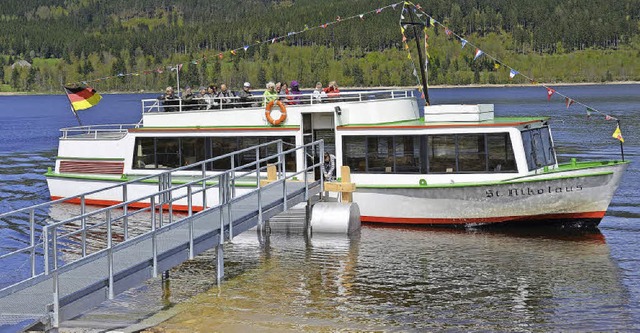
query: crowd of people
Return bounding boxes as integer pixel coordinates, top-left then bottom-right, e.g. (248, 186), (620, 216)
(158, 80), (341, 112)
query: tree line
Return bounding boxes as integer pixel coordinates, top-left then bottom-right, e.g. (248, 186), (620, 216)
(0, 0), (639, 93)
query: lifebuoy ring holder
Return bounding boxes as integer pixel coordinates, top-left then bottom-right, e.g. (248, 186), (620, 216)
(265, 100), (287, 126)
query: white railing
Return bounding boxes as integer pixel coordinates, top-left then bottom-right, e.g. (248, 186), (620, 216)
(60, 124), (140, 139)
(142, 89), (417, 113)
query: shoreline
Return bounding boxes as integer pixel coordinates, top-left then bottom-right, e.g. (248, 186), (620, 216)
(1, 81), (639, 96)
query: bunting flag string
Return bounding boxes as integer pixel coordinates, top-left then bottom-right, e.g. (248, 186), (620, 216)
(405, 1), (620, 127)
(67, 1), (404, 87)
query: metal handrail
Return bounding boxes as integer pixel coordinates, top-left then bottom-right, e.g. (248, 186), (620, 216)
(0, 139), (324, 290)
(142, 89), (416, 113)
(60, 124), (139, 139)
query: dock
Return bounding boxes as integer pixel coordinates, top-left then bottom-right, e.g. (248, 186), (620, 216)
(0, 140), (324, 332)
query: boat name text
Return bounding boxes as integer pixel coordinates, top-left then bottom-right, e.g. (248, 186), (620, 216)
(485, 185), (583, 198)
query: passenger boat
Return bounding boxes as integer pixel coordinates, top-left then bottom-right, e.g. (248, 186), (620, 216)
(46, 90), (628, 228)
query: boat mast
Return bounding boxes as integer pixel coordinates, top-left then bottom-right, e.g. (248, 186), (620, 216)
(403, 8), (430, 106)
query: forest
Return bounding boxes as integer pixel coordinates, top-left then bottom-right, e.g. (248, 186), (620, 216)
(0, 0), (639, 93)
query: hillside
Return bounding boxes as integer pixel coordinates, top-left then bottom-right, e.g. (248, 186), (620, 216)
(1, 0), (639, 92)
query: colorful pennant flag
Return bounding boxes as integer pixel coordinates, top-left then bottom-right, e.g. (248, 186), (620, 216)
(430, 18), (436, 26)
(546, 87), (555, 101)
(230, 50), (237, 56)
(605, 115), (613, 120)
(494, 63), (501, 70)
(445, 28), (452, 36)
(586, 107), (594, 118)
(244, 45), (250, 51)
(509, 69), (518, 79)
(460, 38), (467, 48)
(612, 125), (624, 142)
(359, 14), (364, 20)
(376, 8), (382, 14)
(64, 86), (102, 112)
(473, 49), (483, 61)
(565, 97), (575, 109)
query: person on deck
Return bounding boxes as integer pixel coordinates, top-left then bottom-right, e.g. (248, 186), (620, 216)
(237, 82), (256, 107)
(263, 81), (278, 106)
(158, 86), (178, 112)
(289, 80), (302, 105)
(204, 85), (219, 110)
(322, 152), (337, 181)
(181, 86), (197, 111)
(312, 81), (327, 103)
(323, 81), (340, 101)
(216, 83), (236, 108)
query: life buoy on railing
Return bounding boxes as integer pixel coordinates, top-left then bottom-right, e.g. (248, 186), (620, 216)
(265, 100), (287, 126)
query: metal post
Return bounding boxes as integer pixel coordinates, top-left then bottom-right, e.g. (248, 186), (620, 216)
(218, 174), (226, 241)
(151, 196), (158, 278)
(123, 184), (129, 240)
(29, 208), (35, 277)
(188, 185), (194, 259)
(231, 157), (236, 199)
(107, 210), (114, 299)
(52, 225), (60, 328)
(44, 226), (49, 275)
(81, 195), (86, 257)
(202, 164), (207, 210)
(216, 243), (224, 284)
(227, 178), (233, 241)
(277, 140), (284, 178)
(168, 173), (174, 224)
(257, 162), (263, 231)
(304, 148), (309, 201)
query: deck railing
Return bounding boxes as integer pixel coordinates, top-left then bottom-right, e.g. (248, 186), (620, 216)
(59, 123), (140, 140)
(142, 89), (417, 113)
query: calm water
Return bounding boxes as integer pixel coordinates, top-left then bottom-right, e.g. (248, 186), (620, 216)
(0, 85), (639, 331)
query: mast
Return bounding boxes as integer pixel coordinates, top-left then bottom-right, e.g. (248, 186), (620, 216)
(404, 8), (430, 106)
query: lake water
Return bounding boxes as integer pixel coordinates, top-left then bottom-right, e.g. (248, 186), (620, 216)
(0, 85), (639, 332)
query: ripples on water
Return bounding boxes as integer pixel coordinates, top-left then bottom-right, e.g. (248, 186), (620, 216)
(0, 87), (639, 331)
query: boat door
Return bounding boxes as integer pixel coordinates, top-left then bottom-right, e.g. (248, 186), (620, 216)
(302, 112), (335, 175)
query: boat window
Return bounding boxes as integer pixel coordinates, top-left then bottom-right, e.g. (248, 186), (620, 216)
(367, 137), (393, 172)
(133, 138), (155, 169)
(181, 138), (206, 168)
(428, 135), (457, 173)
(133, 136), (295, 171)
(521, 127), (556, 171)
(342, 136), (366, 172)
(343, 133), (517, 174)
(457, 134), (487, 172)
(487, 133), (517, 172)
(395, 136), (421, 173)
(212, 137), (239, 170)
(155, 138), (181, 169)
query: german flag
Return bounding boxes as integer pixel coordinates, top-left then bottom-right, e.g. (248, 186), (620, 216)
(64, 86), (102, 112)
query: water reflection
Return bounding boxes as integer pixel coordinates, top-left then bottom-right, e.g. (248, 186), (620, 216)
(144, 225), (635, 332)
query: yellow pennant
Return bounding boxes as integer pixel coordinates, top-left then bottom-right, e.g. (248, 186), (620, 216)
(612, 125), (624, 143)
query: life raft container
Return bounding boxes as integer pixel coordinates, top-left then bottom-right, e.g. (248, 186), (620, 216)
(265, 100), (287, 126)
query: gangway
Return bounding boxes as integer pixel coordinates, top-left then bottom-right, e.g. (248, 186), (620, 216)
(0, 140), (324, 332)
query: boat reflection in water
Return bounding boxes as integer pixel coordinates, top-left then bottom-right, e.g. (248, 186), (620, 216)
(143, 225), (634, 332)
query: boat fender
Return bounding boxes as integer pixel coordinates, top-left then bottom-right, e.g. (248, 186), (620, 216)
(265, 100), (287, 126)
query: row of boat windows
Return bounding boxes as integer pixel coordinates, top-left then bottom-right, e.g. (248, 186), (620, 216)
(133, 136), (296, 171)
(342, 133), (518, 174)
(132, 128), (555, 174)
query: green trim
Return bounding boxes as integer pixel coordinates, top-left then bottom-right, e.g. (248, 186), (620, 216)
(356, 170), (615, 189)
(137, 125), (300, 130)
(45, 172), (260, 187)
(339, 116), (547, 128)
(56, 156), (125, 161)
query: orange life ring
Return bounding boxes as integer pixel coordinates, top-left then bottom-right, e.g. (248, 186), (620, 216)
(265, 100), (287, 126)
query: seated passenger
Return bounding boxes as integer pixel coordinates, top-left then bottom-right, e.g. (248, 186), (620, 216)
(323, 81), (340, 101)
(263, 81), (278, 106)
(158, 86), (178, 112)
(181, 86), (197, 111)
(204, 85), (219, 110)
(288, 80), (302, 105)
(312, 81), (327, 103)
(216, 84), (236, 108)
(237, 82), (257, 108)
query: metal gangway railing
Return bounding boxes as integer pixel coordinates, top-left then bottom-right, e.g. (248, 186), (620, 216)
(0, 139), (324, 332)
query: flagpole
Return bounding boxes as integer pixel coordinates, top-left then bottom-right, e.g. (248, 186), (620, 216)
(618, 121), (625, 162)
(62, 85), (83, 127)
(404, 8), (430, 106)
(175, 64), (180, 98)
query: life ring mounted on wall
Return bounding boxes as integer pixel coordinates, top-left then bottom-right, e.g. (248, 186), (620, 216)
(265, 100), (287, 126)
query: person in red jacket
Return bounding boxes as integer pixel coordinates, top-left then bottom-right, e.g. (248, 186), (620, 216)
(323, 81), (340, 101)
